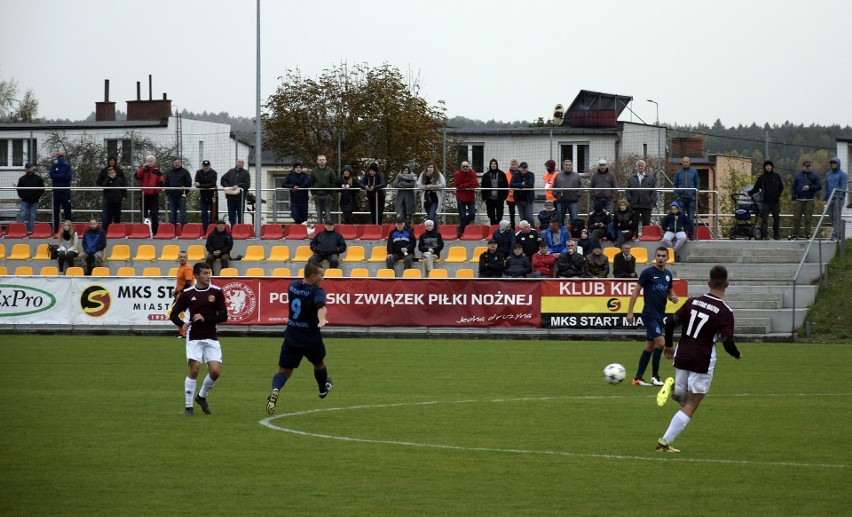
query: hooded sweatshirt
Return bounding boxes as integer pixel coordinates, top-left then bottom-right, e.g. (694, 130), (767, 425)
(824, 158), (848, 202)
(748, 160), (784, 203)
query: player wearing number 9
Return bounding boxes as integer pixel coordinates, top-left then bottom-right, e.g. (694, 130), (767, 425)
(266, 262), (334, 415)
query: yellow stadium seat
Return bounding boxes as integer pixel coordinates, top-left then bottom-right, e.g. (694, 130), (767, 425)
(375, 268), (396, 278)
(187, 245), (206, 262)
(292, 245), (313, 262)
(402, 268), (422, 278)
(324, 268), (343, 277)
(167, 267), (178, 277)
(89, 266), (110, 277)
(297, 268), (305, 277)
(15, 266), (34, 276)
(158, 244), (180, 262)
(9, 243), (31, 260)
(219, 267), (239, 277)
(443, 246), (467, 263)
(468, 246), (487, 262)
(40, 266), (60, 276)
(367, 246), (388, 262)
(142, 267), (162, 276)
(666, 247), (676, 264)
(266, 245), (290, 262)
(65, 266), (86, 276)
(349, 268), (369, 278)
(632, 247), (649, 264)
(455, 268), (475, 278)
(34, 243), (51, 260)
(243, 245), (266, 262)
(603, 247), (620, 262)
(271, 267), (292, 277)
(0, 244), (5, 259)
(116, 267), (136, 277)
(0, 266), (8, 275)
(245, 267), (265, 276)
(428, 269), (449, 278)
(342, 245), (366, 262)
(133, 244), (157, 261)
(107, 244), (131, 262)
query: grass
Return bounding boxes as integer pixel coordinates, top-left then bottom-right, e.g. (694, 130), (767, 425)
(1, 336), (850, 516)
(802, 238), (852, 342)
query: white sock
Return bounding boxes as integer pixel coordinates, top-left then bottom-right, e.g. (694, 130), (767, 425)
(198, 374), (216, 398)
(662, 410), (691, 444)
(185, 377), (196, 407)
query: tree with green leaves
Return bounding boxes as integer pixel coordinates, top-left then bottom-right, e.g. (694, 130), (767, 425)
(0, 74), (39, 122)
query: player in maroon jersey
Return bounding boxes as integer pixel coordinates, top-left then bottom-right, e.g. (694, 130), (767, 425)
(170, 262), (228, 416)
(654, 265), (742, 452)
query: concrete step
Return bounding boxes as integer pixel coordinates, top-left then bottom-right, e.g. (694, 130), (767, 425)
(726, 299), (783, 310)
(735, 317), (772, 334)
(673, 263), (823, 285)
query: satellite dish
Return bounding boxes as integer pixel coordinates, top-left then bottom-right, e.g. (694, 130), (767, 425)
(552, 104), (564, 124)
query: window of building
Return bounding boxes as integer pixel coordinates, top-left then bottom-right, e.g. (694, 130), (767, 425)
(560, 143), (590, 172)
(0, 138), (37, 167)
(456, 143), (484, 173)
(105, 138), (132, 165)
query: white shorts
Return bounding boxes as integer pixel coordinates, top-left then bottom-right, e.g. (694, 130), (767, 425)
(675, 367), (713, 395)
(186, 339), (223, 365)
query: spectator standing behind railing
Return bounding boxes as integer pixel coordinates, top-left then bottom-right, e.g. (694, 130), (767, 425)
(590, 159), (617, 213)
(49, 150), (72, 234)
(673, 157), (700, 226)
(553, 160), (581, 228)
(195, 160), (218, 233)
(505, 160), (519, 228)
(101, 167), (126, 232)
(309, 155), (336, 224)
(360, 162), (386, 225)
(393, 165), (417, 226)
(417, 163), (444, 225)
(165, 158), (193, 226)
(454, 161), (478, 238)
(626, 160), (657, 235)
(510, 162), (535, 226)
(542, 159), (558, 206)
(481, 158), (508, 226)
(824, 157), (848, 241)
(337, 165), (360, 224)
(135, 155), (164, 236)
(96, 157), (125, 227)
(748, 160), (784, 240)
(788, 160), (821, 240)
(282, 161), (310, 224)
(16, 162), (44, 236)
(221, 159), (250, 226)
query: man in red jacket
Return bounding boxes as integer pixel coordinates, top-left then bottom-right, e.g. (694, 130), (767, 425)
(135, 155), (164, 235)
(454, 161), (478, 238)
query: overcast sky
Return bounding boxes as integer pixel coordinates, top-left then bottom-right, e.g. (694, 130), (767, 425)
(3, 0), (850, 127)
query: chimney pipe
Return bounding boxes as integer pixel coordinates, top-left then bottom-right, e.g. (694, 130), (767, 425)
(136, 82), (141, 101)
(104, 79), (110, 102)
(148, 74), (153, 101)
(163, 93), (167, 100)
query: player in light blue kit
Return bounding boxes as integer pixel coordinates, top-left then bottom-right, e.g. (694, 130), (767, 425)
(266, 262), (333, 415)
(626, 246), (678, 386)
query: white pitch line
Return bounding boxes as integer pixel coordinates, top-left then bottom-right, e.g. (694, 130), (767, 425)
(259, 396), (848, 469)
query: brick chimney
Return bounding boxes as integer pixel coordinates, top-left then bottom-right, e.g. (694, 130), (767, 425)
(671, 136), (705, 158)
(95, 79), (116, 121)
(126, 75), (172, 121)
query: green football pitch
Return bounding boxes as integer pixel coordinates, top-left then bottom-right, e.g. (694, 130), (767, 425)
(1, 335), (850, 516)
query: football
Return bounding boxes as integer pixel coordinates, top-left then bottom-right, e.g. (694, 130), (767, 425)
(603, 363), (626, 384)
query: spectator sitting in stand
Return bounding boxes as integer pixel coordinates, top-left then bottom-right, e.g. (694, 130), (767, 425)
(309, 220), (347, 269)
(609, 199), (636, 248)
(205, 220), (233, 274)
(385, 218), (416, 276)
(661, 201), (692, 262)
(612, 242), (638, 278)
(531, 241), (556, 278)
(577, 228), (596, 257)
(503, 243), (532, 278)
(478, 239), (505, 278)
(588, 201), (611, 244)
(584, 242), (610, 278)
(555, 240), (585, 278)
(541, 219), (570, 257)
(515, 220), (540, 257)
(537, 200), (558, 230)
(492, 220), (515, 258)
(417, 219), (444, 275)
(79, 218), (107, 275)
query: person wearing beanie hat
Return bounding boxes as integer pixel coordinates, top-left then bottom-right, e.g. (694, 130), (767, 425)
(537, 199), (558, 229)
(747, 160), (785, 239)
(543, 159), (558, 205)
(195, 159), (218, 232)
(588, 200), (611, 244)
(221, 159), (250, 226)
(337, 164), (360, 224)
(788, 160), (822, 239)
(16, 161), (45, 235)
(583, 239), (609, 279)
(359, 162), (386, 224)
(282, 160), (311, 224)
(660, 201), (691, 260)
(491, 219), (515, 258)
(824, 157), (848, 240)
(49, 149), (74, 232)
(481, 158), (508, 225)
(590, 158), (617, 213)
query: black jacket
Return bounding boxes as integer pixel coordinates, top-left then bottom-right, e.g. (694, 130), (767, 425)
(17, 172), (45, 203)
(749, 171), (785, 204)
(195, 169), (218, 200)
(310, 230), (347, 255)
(103, 174), (126, 203)
(417, 229), (444, 258)
(165, 167), (193, 198)
(479, 250), (505, 278)
(387, 228), (415, 256)
(481, 168), (509, 201)
(556, 251), (585, 278)
(504, 253), (532, 278)
(206, 229), (233, 254)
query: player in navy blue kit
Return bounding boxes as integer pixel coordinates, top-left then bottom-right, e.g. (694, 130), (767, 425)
(266, 262), (333, 415)
(626, 246), (678, 386)
(654, 265), (741, 452)
(170, 262), (228, 416)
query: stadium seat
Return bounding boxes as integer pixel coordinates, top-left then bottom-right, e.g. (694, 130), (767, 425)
(206, 223), (230, 237)
(167, 267), (178, 277)
(116, 266), (136, 277)
(242, 245), (266, 262)
(260, 224), (283, 240)
(382, 224), (395, 238)
(603, 247), (620, 263)
(141, 267), (161, 276)
(40, 266), (60, 276)
(367, 245), (388, 262)
(106, 223), (127, 239)
(375, 268), (396, 278)
(666, 247), (676, 264)
(695, 225), (713, 241)
(0, 244), (5, 259)
(428, 269), (449, 278)
(33, 243), (51, 260)
(107, 244), (131, 262)
(359, 224), (383, 240)
(231, 224), (254, 239)
(179, 223), (203, 239)
(312, 224), (326, 235)
(443, 246), (467, 263)
(133, 244), (157, 261)
(65, 266), (86, 276)
(460, 224), (486, 240)
(337, 224), (359, 240)
(411, 224), (425, 237)
(187, 245), (206, 262)
(154, 223), (176, 239)
(245, 267), (265, 276)
(455, 268), (475, 278)
(341, 245), (366, 262)
(158, 244), (180, 262)
(89, 266), (110, 277)
(324, 268), (343, 277)
(639, 225), (663, 241)
(15, 266), (34, 276)
(349, 268), (369, 278)
(632, 247), (649, 264)
(127, 223), (152, 239)
(9, 243), (31, 260)
(271, 267), (292, 277)
(402, 268), (422, 278)
(296, 268), (305, 277)
(266, 245), (290, 262)
(439, 225), (458, 241)
(4, 223), (28, 238)
(0, 265), (6, 275)
(31, 223), (54, 239)
(292, 245), (313, 262)
(75, 223), (89, 237)
(468, 246), (487, 262)
(284, 224), (308, 239)
(219, 267), (239, 277)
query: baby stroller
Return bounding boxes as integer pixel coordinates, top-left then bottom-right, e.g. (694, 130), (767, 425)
(729, 188), (762, 240)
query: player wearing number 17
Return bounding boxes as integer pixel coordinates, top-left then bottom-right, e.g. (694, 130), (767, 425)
(266, 262), (333, 415)
(654, 265), (741, 453)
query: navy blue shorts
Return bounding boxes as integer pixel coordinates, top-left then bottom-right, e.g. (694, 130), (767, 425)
(644, 315), (665, 340)
(279, 338), (326, 369)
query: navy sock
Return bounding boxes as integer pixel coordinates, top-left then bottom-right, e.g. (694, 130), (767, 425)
(314, 366), (328, 390)
(272, 372), (287, 391)
(651, 348), (663, 379)
(635, 350), (652, 380)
